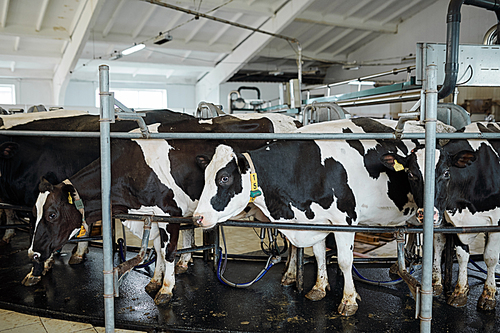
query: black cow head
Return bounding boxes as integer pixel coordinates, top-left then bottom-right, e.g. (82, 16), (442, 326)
(403, 146), (476, 224)
(28, 178), (84, 262)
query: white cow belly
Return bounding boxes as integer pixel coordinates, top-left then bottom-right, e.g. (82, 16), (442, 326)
(446, 208), (500, 245)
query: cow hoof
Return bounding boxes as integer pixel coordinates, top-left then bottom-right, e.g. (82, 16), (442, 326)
(145, 281), (161, 296)
(22, 273), (41, 286)
(305, 288), (326, 301)
(338, 302), (358, 317)
(447, 292), (468, 308)
(477, 295), (496, 311)
(68, 254), (85, 265)
(154, 292), (172, 306)
(175, 263), (189, 275)
(281, 275), (296, 287)
(433, 284), (443, 297)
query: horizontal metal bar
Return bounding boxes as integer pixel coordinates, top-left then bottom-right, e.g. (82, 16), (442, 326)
(0, 203), (33, 212)
(113, 213), (500, 234)
(304, 66), (417, 92)
(0, 224), (29, 230)
(67, 236), (103, 243)
(176, 245), (215, 255)
(3, 130), (500, 141)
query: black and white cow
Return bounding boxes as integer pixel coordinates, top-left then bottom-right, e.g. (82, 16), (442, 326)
(404, 122), (500, 311)
(192, 117), (429, 316)
(29, 113), (300, 305)
(0, 110), (195, 282)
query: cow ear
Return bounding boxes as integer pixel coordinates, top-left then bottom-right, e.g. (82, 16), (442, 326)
(38, 177), (54, 192)
(451, 151), (476, 168)
(380, 153), (406, 172)
(236, 153), (249, 174)
(0, 142), (19, 159)
(62, 184), (76, 204)
(196, 155), (211, 170)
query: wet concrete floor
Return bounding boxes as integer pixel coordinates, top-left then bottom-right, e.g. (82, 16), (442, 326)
(0, 230), (499, 332)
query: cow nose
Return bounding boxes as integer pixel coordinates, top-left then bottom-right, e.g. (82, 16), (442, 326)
(416, 208), (440, 225)
(31, 252), (41, 262)
(193, 215), (204, 226)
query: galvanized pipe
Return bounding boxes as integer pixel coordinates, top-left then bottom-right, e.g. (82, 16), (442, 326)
(3, 130), (500, 141)
(420, 64), (438, 333)
(99, 65), (115, 333)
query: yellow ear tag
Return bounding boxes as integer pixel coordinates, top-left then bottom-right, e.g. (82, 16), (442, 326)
(77, 225), (86, 238)
(68, 193), (73, 205)
(250, 173), (259, 191)
(394, 160), (404, 172)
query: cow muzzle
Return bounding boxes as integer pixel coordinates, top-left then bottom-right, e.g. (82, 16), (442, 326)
(416, 208), (440, 225)
(192, 215), (216, 229)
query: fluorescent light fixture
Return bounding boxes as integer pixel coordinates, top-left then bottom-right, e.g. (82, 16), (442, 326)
(122, 43), (146, 56)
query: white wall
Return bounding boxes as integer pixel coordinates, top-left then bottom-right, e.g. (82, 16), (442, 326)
(63, 80), (197, 115)
(0, 78), (53, 106)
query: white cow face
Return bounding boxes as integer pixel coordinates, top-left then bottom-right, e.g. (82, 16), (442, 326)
(193, 144), (252, 229)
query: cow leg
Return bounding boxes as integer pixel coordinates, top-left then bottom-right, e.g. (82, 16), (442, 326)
(334, 232), (359, 316)
(477, 232), (500, 311)
(447, 245), (470, 307)
(175, 228), (194, 274)
(305, 239), (330, 301)
(154, 224), (179, 306)
(281, 244), (297, 286)
(68, 241), (89, 265)
(145, 236), (165, 296)
(1, 209), (17, 246)
(432, 233), (446, 296)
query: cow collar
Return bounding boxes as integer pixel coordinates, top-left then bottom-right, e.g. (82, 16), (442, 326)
(62, 179), (89, 237)
(241, 153), (262, 203)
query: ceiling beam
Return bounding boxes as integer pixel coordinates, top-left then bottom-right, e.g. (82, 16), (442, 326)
(379, 0), (421, 24)
(35, 0), (50, 32)
(196, 0), (315, 102)
(0, 25), (69, 40)
(102, 0), (126, 38)
(132, 5), (156, 38)
(1, 0), (9, 28)
(331, 31), (372, 57)
(295, 12), (397, 33)
(208, 13), (242, 46)
(313, 28), (353, 55)
(53, 0), (105, 105)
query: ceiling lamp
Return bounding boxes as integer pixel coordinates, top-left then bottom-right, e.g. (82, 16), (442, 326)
(122, 43), (146, 56)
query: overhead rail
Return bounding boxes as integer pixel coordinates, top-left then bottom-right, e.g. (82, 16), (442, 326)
(303, 65), (416, 99)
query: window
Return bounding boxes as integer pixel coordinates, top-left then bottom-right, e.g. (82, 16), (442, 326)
(95, 88), (167, 109)
(0, 84), (16, 104)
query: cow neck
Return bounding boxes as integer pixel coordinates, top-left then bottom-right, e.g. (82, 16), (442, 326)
(62, 179), (89, 236)
(241, 152), (262, 202)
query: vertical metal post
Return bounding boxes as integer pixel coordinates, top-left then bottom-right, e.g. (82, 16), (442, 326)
(99, 65), (115, 333)
(420, 64), (438, 333)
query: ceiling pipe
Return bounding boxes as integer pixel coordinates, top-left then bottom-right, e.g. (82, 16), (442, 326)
(439, 0), (500, 100)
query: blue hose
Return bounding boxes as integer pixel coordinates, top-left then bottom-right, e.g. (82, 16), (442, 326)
(352, 264), (418, 286)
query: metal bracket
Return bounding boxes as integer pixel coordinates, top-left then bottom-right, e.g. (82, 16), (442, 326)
(115, 112), (150, 138)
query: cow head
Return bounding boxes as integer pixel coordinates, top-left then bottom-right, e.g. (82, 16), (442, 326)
(402, 146), (476, 224)
(193, 144), (252, 229)
(28, 178), (85, 262)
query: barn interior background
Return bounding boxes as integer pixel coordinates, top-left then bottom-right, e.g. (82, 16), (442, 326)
(0, 0), (499, 332)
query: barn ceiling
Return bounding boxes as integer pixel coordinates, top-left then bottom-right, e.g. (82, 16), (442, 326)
(0, 0), (438, 87)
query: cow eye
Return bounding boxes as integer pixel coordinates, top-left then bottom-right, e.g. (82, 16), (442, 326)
(443, 170), (450, 179)
(220, 176), (229, 184)
(47, 212), (58, 221)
